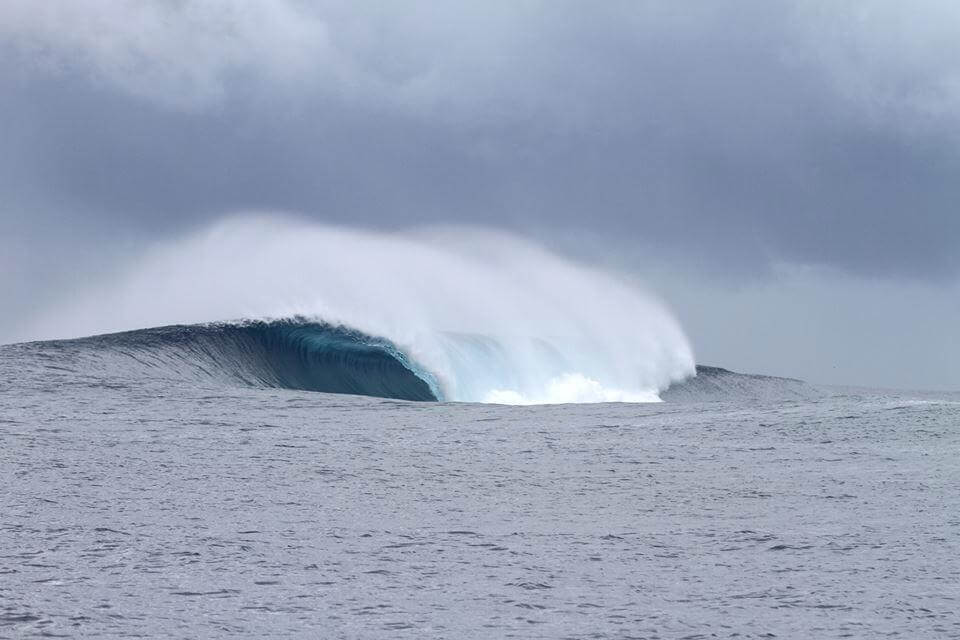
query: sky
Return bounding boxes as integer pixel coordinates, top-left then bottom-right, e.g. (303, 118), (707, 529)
(1, 0), (958, 389)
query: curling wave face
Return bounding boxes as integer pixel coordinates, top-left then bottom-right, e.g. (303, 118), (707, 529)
(27, 216), (696, 404)
(39, 320), (440, 401)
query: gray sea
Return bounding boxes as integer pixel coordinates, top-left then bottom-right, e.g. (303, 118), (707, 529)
(2, 338), (959, 639)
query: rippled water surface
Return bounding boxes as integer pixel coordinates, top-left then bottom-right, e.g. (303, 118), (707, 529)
(2, 344), (959, 638)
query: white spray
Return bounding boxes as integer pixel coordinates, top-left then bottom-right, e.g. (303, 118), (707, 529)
(34, 215), (695, 403)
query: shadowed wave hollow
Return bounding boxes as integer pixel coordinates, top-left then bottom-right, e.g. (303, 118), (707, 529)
(49, 319), (441, 401)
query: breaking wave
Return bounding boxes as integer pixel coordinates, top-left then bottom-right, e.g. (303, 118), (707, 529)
(27, 216), (695, 403)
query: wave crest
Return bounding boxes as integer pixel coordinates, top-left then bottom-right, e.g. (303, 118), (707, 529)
(31, 216), (695, 403)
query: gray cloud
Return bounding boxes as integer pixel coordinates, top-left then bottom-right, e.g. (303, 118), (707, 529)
(3, 1), (959, 278)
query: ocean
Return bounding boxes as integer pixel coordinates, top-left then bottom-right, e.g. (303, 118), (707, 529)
(2, 326), (959, 639)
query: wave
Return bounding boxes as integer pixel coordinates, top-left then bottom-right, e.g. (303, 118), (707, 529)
(16, 328), (819, 404)
(24, 216), (696, 403)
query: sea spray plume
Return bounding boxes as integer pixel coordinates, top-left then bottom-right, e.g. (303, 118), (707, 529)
(33, 215), (695, 403)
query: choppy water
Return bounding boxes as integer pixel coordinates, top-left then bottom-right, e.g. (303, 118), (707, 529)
(2, 342), (959, 638)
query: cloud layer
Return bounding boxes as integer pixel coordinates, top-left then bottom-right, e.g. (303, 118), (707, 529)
(2, 0), (959, 278)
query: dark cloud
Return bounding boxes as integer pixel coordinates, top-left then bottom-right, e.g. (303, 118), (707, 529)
(2, 1), (959, 279)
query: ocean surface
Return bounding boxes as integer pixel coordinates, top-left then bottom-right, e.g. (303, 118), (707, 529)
(2, 330), (959, 639)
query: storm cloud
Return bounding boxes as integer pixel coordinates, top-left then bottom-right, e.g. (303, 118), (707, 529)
(3, 0), (959, 274)
(1, 1), (958, 387)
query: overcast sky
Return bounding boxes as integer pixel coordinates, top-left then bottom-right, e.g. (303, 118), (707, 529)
(1, 1), (958, 389)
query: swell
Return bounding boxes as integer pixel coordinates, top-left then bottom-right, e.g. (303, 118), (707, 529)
(42, 319), (440, 401)
(661, 365), (820, 403)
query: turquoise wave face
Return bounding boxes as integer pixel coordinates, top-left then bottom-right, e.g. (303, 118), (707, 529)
(52, 319), (441, 402)
(229, 320), (441, 401)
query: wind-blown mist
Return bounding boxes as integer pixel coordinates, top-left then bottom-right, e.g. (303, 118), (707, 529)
(33, 216), (694, 403)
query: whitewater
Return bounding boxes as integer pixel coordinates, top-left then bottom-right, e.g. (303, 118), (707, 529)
(28, 216), (694, 404)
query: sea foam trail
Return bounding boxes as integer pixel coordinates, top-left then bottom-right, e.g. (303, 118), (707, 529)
(32, 216), (695, 403)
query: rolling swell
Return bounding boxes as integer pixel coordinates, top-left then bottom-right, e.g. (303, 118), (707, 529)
(43, 320), (440, 401)
(662, 365), (820, 403)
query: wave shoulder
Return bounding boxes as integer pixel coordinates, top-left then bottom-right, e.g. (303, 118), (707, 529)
(662, 365), (819, 403)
